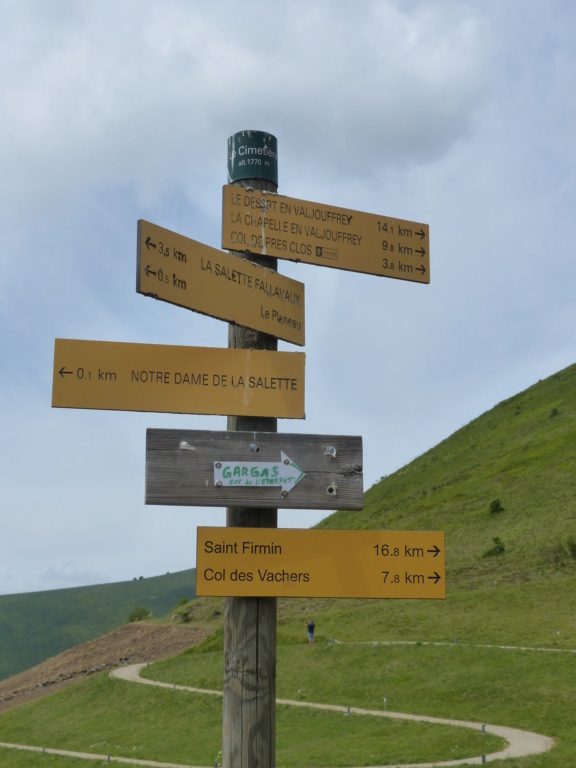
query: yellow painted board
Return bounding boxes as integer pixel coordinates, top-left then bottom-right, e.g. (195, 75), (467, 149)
(196, 528), (445, 599)
(222, 185), (430, 283)
(137, 220), (305, 346)
(52, 339), (305, 418)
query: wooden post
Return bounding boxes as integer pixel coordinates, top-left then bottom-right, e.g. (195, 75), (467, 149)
(222, 131), (279, 768)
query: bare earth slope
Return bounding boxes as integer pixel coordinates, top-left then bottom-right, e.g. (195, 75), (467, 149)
(0, 622), (210, 714)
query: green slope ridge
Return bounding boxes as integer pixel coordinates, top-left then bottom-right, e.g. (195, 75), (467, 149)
(269, 363), (576, 651)
(0, 569), (196, 680)
(319, 363), (576, 590)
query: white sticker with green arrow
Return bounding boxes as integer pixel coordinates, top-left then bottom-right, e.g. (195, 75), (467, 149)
(214, 452), (304, 494)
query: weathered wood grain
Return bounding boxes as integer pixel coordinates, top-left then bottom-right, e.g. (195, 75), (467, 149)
(145, 429), (363, 510)
(224, 172), (279, 768)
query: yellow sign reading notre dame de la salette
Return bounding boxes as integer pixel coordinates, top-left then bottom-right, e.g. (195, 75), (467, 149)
(52, 339), (305, 418)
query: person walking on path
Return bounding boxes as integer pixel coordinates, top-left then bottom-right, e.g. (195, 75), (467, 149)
(305, 619), (315, 645)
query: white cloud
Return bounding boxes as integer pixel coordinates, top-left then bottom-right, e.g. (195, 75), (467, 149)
(1, 1), (492, 216)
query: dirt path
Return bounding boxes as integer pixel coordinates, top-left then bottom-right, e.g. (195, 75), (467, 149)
(0, 741), (197, 768)
(111, 663), (554, 767)
(0, 632), (555, 767)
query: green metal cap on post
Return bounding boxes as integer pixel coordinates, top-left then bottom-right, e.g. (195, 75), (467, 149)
(227, 130), (278, 186)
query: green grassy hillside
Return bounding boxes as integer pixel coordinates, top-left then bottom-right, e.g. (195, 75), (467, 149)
(321, 363), (576, 588)
(297, 362), (576, 650)
(0, 569), (196, 680)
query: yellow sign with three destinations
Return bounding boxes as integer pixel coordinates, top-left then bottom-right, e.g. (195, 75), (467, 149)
(196, 527), (445, 599)
(52, 339), (305, 418)
(222, 185), (430, 283)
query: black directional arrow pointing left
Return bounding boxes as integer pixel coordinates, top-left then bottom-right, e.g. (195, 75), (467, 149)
(59, 366), (73, 378)
(145, 265), (157, 278)
(427, 545), (441, 558)
(428, 572), (442, 584)
(145, 236), (156, 250)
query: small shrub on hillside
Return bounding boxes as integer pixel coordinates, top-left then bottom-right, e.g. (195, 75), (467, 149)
(489, 499), (504, 514)
(566, 537), (576, 560)
(171, 605), (192, 623)
(550, 407), (559, 418)
(483, 537), (506, 558)
(541, 537), (576, 565)
(128, 606), (152, 622)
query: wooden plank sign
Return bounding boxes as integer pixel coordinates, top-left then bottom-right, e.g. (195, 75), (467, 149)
(137, 220), (305, 346)
(52, 339), (305, 418)
(145, 430), (363, 510)
(196, 527), (445, 599)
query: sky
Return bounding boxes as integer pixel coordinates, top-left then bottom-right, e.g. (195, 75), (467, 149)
(1, 1), (575, 596)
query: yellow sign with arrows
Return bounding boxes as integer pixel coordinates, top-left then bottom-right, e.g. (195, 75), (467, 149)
(52, 339), (305, 418)
(196, 527), (445, 599)
(137, 220), (305, 346)
(222, 185), (430, 283)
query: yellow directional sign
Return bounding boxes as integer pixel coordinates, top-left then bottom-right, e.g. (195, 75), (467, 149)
(52, 339), (305, 419)
(222, 185), (430, 283)
(137, 220), (305, 346)
(196, 528), (445, 599)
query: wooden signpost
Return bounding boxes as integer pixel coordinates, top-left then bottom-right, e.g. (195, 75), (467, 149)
(52, 128), (434, 768)
(145, 429), (363, 510)
(196, 527), (445, 599)
(137, 220), (305, 346)
(223, 131), (280, 768)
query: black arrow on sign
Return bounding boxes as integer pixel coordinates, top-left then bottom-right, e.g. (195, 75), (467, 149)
(427, 545), (441, 558)
(428, 572), (442, 584)
(59, 366), (73, 378)
(416, 265), (427, 275)
(145, 236), (156, 250)
(416, 247), (426, 258)
(415, 229), (426, 240)
(145, 265), (157, 278)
